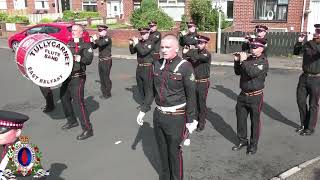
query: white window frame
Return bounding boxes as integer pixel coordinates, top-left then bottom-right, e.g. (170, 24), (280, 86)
(82, 0), (97, 12)
(35, 0), (49, 10)
(0, 0), (7, 9)
(158, 0), (185, 7)
(13, 0), (26, 10)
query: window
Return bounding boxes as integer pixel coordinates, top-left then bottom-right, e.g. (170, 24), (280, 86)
(45, 26), (61, 34)
(0, 0), (7, 9)
(158, 0), (185, 5)
(35, 0), (49, 9)
(226, 0), (233, 19)
(254, 0), (288, 21)
(13, 0), (26, 9)
(27, 26), (45, 35)
(82, 0), (97, 12)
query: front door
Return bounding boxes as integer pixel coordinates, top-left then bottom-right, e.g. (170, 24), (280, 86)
(61, 0), (70, 11)
(107, 0), (122, 18)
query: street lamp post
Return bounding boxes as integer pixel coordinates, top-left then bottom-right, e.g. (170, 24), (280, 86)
(217, 0), (222, 54)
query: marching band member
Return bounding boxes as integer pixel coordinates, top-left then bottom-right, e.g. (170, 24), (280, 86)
(232, 38), (269, 155)
(60, 24), (94, 140)
(129, 27), (155, 106)
(91, 25), (113, 99)
(183, 35), (212, 131)
(137, 35), (198, 180)
(293, 24), (320, 136)
(148, 20), (162, 60)
(179, 21), (199, 59)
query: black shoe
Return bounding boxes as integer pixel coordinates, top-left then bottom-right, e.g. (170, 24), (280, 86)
(295, 126), (305, 133)
(246, 144), (257, 155)
(232, 141), (248, 151)
(300, 129), (314, 136)
(42, 105), (55, 113)
(61, 122), (79, 130)
(196, 123), (205, 132)
(76, 129), (93, 140)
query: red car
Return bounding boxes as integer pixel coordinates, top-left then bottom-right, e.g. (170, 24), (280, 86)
(8, 22), (90, 52)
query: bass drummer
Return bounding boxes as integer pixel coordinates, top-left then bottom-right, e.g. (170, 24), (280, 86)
(60, 24), (94, 141)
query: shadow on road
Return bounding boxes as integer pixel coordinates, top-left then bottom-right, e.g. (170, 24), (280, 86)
(213, 85), (299, 128)
(206, 108), (238, 145)
(125, 85), (143, 106)
(131, 122), (160, 175)
(45, 96), (100, 121)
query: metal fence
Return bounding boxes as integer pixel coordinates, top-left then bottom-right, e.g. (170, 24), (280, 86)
(221, 31), (300, 56)
(27, 13), (63, 24)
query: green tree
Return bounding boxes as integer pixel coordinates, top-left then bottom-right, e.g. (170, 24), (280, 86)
(130, 0), (174, 30)
(190, 0), (230, 31)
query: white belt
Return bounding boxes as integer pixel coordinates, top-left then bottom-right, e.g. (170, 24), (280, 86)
(156, 103), (186, 112)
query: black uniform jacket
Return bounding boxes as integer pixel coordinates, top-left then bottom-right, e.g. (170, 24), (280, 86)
(91, 35), (112, 59)
(294, 40), (320, 74)
(129, 38), (155, 64)
(185, 48), (212, 79)
(234, 54), (269, 92)
(67, 38), (94, 75)
(140, 56), (196, 123)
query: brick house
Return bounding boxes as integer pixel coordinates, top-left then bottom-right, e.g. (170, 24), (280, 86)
(233, 0), (320, 33)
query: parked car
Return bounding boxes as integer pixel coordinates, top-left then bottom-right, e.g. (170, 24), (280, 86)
(8, 22), (90, 52)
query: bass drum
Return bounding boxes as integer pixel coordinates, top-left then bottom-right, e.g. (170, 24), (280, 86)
(15, 34), (73, 88)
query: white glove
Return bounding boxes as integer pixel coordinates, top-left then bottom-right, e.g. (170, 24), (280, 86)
(92, 34), (98, 41)
(133, 37), (139, 46)
(74, 55), (81, 62)
(136, 111), (145, 126)
(183, 139), (190, 146)
(186, 120), (198, 134)
(180, 30), (187, 36)
(74, 37), (80, 43)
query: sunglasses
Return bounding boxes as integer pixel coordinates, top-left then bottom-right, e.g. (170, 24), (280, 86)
(0, 126), (11, 134)
(197, 41), (206, 44)
(98, 29), (106, 32)
(249, 44), (264, 49)
(256, 29), (266, 33)
(316, 29), (320, 34)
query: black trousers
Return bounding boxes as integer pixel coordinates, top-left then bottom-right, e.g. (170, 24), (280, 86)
(235, 92), (264, 145)
(99, 59), (112, 97)
(153, 108), (185, 180)
(60, 76), (92, 130)
(136, 65), (153, 103)
(39, 87), (54, 107)
(195, 81), (210, 126)
(297, 73), (320, 131)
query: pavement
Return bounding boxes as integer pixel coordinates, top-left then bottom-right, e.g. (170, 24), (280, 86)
(0, 39), (319, 180)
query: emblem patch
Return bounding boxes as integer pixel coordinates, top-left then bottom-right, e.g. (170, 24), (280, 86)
(148, 44), (152, 49)
(3, 136), (50, 179)
(257, 65), (263, 70)
(190, 73), (195, 81)
(105, 38), (109, 42)
(88, 48), (93, 53)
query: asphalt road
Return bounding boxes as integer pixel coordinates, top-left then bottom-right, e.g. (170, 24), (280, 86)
(1, 48), (320, 180)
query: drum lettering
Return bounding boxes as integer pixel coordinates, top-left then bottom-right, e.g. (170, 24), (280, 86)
(27, 67), (39, 80)
(39, 75), (62, 85)
(51, 41), (56, 47)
